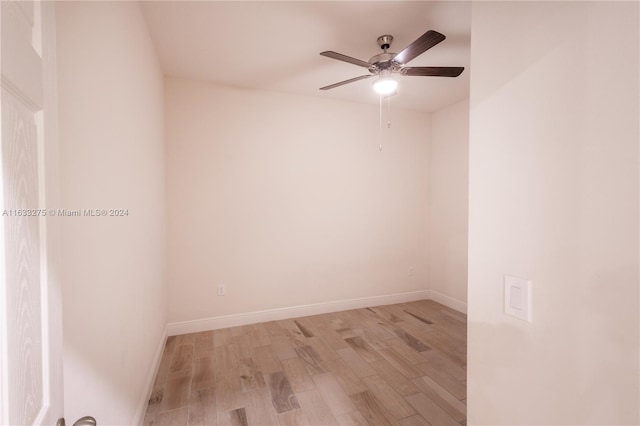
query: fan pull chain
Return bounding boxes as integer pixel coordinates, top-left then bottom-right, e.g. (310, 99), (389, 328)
(387, 94), (392, 129)
(379, 93), (383, 152)
(377, 94), (394, 152)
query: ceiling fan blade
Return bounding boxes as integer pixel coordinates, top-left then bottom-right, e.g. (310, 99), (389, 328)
(320, 51), (371, 68)
(402, 66), (464, 77)
(393, 30), (446, 65)
(319, 75), (373, 90)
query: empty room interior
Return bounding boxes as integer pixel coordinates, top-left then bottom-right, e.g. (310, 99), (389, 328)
(2, 1), (639, 425)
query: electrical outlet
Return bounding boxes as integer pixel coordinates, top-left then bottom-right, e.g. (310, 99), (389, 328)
(409, 267), (414, 277)
(217, 284), (226, 296)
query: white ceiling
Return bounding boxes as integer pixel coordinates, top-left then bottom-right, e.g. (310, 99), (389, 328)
(141, 1), (471, 113)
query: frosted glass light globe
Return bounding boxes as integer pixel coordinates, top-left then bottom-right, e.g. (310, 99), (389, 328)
(373, 77), (398, 95)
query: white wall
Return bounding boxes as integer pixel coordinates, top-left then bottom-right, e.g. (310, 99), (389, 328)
(56, 2), (166, 424)
(165, 77), (430, 325)
(468, 2), (639, 425)
(428, 99), (469, 311)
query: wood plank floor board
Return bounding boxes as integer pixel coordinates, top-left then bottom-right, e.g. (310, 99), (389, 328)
(412, 375), (466, 421)
(247, 323), (271, 347)
(278, 319), (309, 347)
(369, 359), (420, 397)
(405, 392), (459, 426)
(393, 320), (437, 345)
(361, 374), (416, 420)
(215, 368), (244, 413)
(398, 414), (431, 426)
(307, 336), (341, 362)
(294, 319), (315, 338)
(229, 325), (247, 337)
(194, 331), (214, 358)
(400, 310), (442, 333)
(336, 410), (369, 426)
(231, 333), (255, 361)
(253, 344), (283, 375)
(263, 320), (285, 337)
(270, 335), (298, 360)
(176, 333), (197, 346)
(153, 351), (173, 386)
(418, 341), (465, 368)
(393, 328), (431, 352)
(192, 356), (216, 390)
(144, 384), (164, 426)
(350, 390), (399, 426)
(361, 316), (399, 341)
(155, 406), (189, 426)
(439, 308), (467, 324)
(335, 347), (376, 378)
(213, 344), (239, 371)
(380, 304), (429, 328)
(296, 389), (339, 425)
(377, 347), (423, 379)
(238, 357), (266, 392)
(356, 325), (392, 350)
(230, 408), (249, 426)
(142, 411), (158, 426)
(344, 336), (383, 363)
(373, 319), (401, 341)
(313, 323), (351, 350)
(188, 386), (217, 426)
(416, 361), (466, 400)
(170, 343), (194, 373)
(243, 388), (280, 425)
(162, 369), (192, 412)
(421, 348), (467, 382)
(323, 356), (368, 395)
(277, 408), (311, 426)
(337, 327), (361, 340)
(328, 316), (351, 331)
(281, 356), (316, 393)
(431, 315), (466, 337)
(406, 300), (464, 323)
(402, 309), (434, 325)
(266, 371), (300, 413)
(385, 338), (432, 365)
(367, 306), (404, 324)
(143, 300), (466, 425)
(295, 345), (328, 375)
(146, 383), (164, 412)
(218, 407), (248, 426)
(403, 304), (467, 346)
(341, 309), (374, 326)
(420, 327), (466, 356)
(155, 335), (180, 378)
(212, 328), (231, 348)
(311, 372), (357, 416)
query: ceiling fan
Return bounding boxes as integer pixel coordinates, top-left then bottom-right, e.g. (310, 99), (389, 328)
(319, 30), (464, 93)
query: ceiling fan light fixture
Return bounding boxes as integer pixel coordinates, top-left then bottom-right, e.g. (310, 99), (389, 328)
(373, 77), (398, 95)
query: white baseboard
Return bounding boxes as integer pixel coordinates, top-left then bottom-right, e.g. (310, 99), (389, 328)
(167, 290), (431, 336)
(132, 324), (168, 426)
(428, 289), (467, 314)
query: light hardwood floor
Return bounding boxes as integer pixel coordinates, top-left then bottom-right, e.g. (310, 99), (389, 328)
(143, 300), (467, 426)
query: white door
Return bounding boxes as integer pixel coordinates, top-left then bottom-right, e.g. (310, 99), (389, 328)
(0, 1), (64, 425)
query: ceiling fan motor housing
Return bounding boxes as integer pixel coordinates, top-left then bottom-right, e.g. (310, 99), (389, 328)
(369, 35), (404, 74)
(368, 52), (401, 74)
